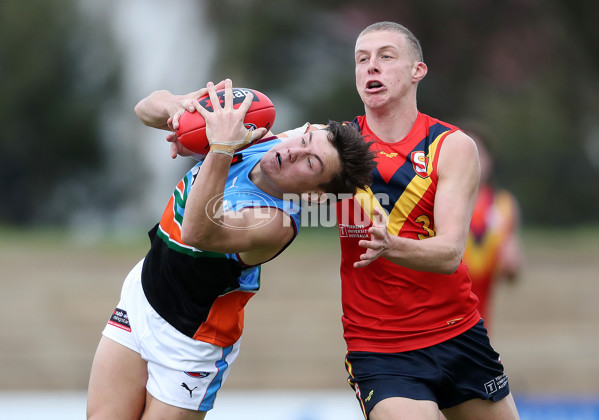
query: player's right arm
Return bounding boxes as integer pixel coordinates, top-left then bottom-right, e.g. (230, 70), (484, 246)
(179, 80), (289, 266)
(134, 89), (195, 130)
(182, 146), (295, 266)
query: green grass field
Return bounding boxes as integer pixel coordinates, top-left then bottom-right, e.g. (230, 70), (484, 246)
(1, 226), (598, 395)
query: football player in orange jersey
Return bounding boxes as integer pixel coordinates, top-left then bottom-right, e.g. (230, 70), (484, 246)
(86, 80), (375, 420)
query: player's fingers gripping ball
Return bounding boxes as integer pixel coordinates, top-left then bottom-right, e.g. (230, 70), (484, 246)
(176, 87), (276, 155)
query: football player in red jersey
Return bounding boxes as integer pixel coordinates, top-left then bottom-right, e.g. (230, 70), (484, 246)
(280, 22), (521, 420)
(461, 122), (523, 332)
(341, 22), (520, 420)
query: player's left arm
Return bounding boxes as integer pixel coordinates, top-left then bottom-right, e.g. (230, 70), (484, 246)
(180, 80), (292, 266)
(134, 81), (227, 159)
(356, 131), (480, 274)
(428, 130), (480, 272)
(134, 81), (226, 130)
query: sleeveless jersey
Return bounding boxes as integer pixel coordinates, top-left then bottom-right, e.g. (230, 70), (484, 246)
(338, 113), (480, 353)
(463, 184), (518, 324)
(142, 138), (301, 348)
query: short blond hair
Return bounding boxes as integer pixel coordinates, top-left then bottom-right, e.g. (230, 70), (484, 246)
(358, 21), (423, 62)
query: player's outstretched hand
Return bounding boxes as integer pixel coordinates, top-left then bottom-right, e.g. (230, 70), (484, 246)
(162, 80), (228, 159)
(196, 79), (267, 156)
(168, 80), (226, 132)
(354, 206), (390, 268)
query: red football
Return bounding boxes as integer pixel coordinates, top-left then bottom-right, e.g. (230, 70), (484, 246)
(176, 87), (276, 155)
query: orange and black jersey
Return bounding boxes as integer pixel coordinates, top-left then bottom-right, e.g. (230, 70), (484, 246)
(142, 138), (301, 347)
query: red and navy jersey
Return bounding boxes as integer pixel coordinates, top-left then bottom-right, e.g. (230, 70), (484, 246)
(338, 113), (480, 353)
(464, 185), (518, 324)
(142, 138), (301, 348)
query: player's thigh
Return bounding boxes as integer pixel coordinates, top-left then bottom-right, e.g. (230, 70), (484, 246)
(442, 392), (520, 420)
(370, 397), (440, 420)
(142, 392), (206, 420)
(87, 336), (148, 420)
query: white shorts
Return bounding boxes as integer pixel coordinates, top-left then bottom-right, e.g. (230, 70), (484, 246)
(102, 259), (241, 412)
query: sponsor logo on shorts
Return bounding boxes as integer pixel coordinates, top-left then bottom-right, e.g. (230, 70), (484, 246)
(108, 308), (131, 332)
(181, 382), (198, 398)
(365, 389), (374, 402)
(484, 373), (508, 394)
(353, 382), (362, 399)
(185, 371), (211, 378)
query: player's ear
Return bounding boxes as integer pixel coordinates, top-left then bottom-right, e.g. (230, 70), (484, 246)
(412, 61), (427, 82)
(301, 191), (329, 204)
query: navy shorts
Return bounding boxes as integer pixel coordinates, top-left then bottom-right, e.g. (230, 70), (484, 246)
(345, 320), (510, 418)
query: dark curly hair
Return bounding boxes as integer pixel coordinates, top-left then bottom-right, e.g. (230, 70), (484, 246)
(318, 120), (376, 196)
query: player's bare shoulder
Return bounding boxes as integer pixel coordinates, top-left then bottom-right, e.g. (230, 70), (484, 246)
(446, 129), (478, 155)
(437, 129), (480, 179)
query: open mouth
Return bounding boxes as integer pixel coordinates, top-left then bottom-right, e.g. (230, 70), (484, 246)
(366, 81), (383, 90)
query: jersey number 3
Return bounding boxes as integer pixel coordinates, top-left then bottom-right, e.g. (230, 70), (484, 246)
(415, 215), (434, 240)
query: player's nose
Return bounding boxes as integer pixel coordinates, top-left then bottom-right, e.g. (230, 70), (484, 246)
(367, 57), (380, 73)
(288, 147), (308, 162)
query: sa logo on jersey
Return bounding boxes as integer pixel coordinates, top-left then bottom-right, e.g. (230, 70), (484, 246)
(411, 151), (429, 178)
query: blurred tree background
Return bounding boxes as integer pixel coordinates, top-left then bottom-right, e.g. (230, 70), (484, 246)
(1, 0), (597, 228)
(0, 0), (122, 225)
